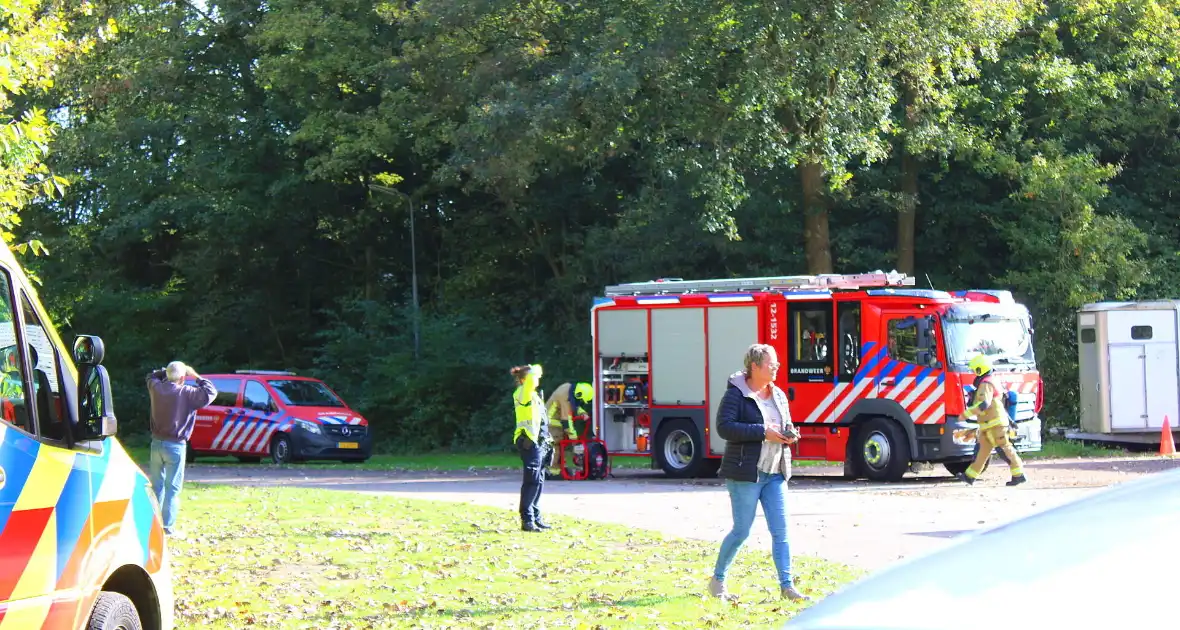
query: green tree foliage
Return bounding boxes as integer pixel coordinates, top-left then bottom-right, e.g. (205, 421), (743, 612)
(0, 0), (110, 248)
(13, 0), (1180, 450)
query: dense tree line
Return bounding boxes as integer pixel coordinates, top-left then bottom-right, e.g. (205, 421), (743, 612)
(9, 0), (1179, 451)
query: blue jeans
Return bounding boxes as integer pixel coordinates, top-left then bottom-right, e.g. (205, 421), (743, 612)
(150, 438), (187, 532)
(713, 471), (793, 588)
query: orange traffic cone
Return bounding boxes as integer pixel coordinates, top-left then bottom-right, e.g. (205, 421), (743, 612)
(1161, 416), (1176, 457)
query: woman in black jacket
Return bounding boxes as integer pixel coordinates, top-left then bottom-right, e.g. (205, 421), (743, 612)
(707, 343), (809, 602)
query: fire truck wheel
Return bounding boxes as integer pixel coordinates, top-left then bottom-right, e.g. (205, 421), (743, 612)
(655, 419), (704, 478)
(185, 442), (197, 463)
(87, 591), (142, 630)
(856, 417), (910, 482)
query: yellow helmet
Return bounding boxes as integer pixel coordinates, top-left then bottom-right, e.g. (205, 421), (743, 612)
(574, 382), (594, 402)
(968, 354), (993, 376)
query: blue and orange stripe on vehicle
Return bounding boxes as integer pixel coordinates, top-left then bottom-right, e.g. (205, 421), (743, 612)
(0, 423), (163, 629)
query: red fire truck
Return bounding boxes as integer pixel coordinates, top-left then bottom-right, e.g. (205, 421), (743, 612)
(590, 271), (1043, 481)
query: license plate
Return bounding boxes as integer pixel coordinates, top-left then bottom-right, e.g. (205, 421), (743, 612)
(338, 442), (359, 449)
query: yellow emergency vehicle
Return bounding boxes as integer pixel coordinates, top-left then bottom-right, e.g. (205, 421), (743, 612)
(0, 243), (171, 629)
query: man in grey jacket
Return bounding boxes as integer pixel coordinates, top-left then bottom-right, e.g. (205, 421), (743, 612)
(148, 361), (217, 535)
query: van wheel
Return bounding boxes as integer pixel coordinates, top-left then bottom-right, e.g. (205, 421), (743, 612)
(856, 417), (910, 482)
(185, 442), (196, 463)
(655, 419), (704, 478)
(270, 434), (294, 464)
(88, 591), (142, 630)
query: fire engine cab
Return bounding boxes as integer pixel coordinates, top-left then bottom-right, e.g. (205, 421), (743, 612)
(590, 271), (1043, 482)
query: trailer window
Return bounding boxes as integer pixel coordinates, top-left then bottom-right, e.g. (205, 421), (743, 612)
(1079, 328), (1096, 344)
(787, 302), (833, 382)
(1131, 325), (1153, 340)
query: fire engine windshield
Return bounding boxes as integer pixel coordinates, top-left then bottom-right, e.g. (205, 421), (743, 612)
(942, 311), (1036, 368)
(269, 380), (347, 407)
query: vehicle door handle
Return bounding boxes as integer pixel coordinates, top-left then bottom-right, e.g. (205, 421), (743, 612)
(880, 379), (895, 387)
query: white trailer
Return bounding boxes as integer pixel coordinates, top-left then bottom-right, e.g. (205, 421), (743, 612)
(1067, 301), (1180, 446)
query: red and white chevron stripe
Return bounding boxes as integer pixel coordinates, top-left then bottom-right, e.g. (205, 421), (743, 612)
(802, 377), (947, 425)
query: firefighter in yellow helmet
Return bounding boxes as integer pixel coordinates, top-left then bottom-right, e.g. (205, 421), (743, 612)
(511, 363), (553, 532)
(961, 354), (1027, 486)
(544, 382), (594, 477)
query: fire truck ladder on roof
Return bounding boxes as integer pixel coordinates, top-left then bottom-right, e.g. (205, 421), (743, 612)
(604, 271), (916, 296)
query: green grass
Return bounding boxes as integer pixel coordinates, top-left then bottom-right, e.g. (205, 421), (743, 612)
(127, 447), (653, 472)
(170, 485), (862, 629)
(1022, 437), (1132, 460)
(128, 435), (1130, 476)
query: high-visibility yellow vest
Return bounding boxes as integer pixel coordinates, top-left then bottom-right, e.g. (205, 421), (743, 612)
(513, 373), (546, 443)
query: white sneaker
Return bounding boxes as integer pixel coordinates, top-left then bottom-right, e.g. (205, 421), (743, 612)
(708, 577), (727, 598)
(782, 586), (810, 601)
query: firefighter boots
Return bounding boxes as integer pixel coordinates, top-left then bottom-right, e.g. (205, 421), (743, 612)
(1006, 474), (1027, 486)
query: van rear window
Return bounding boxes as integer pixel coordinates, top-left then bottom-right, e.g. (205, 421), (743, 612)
(208, 378), (241, 406)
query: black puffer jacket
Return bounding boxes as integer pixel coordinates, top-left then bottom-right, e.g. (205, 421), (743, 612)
(716, 372), (798, 482)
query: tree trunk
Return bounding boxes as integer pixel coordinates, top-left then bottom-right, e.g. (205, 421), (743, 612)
(896, 78), (919, 275)
(800, 161), (833, 274)
(897, 151), (918, 274)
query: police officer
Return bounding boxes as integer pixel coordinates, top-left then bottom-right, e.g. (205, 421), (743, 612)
(544, 381), (594, 477)
(511, 363), (552, 531)
(961, 355), (1027, 486)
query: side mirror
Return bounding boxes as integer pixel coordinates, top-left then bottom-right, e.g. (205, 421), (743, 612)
(73, 335), (106, 366)
(77, 364), (117, 440)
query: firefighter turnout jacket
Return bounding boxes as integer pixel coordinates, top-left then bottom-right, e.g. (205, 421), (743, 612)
(546, 382), (593, 440)
(962, 374), (1010, 431)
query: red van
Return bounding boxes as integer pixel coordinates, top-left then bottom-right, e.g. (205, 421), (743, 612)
(186, 370), (371, 464)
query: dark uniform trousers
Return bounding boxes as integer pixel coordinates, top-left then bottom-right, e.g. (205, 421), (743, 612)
(517, 434), (546, 524)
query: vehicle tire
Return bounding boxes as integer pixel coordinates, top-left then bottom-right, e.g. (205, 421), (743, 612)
(654, 419), (705, 479)
(185, 442), (196, 463)
(944, 461), (971, 476)
(270, 434), (294, 464)
(87, 591), (142, 630)
(236, 456), (262, 464)
(855, 417), (910, 482)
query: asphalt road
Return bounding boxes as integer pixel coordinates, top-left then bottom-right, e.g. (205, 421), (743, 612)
(187, 456), (1180, 571)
